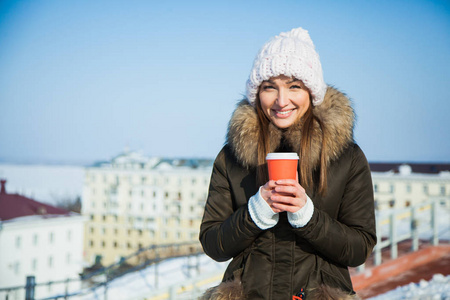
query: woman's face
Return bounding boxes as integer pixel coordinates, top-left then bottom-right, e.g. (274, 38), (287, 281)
(259, 75), (311, 129)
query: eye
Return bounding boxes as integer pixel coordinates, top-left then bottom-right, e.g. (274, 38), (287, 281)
(290, 85), (302, 89)
(262, 85), (275, 90)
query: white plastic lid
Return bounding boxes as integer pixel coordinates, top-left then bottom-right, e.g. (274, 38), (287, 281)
(266, 152), (299, 160)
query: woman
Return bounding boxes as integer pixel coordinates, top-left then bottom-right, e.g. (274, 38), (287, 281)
(199, 27), (376, 300)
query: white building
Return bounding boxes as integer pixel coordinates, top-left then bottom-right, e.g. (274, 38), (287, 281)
(0, 180), (86, 300)
(371, 163), (450, 210)
(82, 150), (213, 266)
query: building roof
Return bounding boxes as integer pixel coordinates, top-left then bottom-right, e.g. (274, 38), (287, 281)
(369, 163), (450, 174)
(0, 179), (70, 221)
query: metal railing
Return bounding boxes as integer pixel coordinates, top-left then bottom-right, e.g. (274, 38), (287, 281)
(357, 197), (449, 272)
(1, 198), (448, 300)
(0, 242), (204, 300)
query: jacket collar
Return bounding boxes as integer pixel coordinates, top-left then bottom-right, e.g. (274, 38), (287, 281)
(226, 86), (355, 169)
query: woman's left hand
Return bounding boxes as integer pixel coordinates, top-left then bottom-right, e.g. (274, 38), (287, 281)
(270, 179), (307, 213)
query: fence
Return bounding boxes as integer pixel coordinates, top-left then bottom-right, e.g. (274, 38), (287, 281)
(357, 197), (448, 272)
(0, 242), (205, 300)
(1, 198), (448, 300)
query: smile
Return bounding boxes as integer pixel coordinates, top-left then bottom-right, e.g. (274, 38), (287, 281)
(276, 110), (293, 115)
(272, 109), (295, 118)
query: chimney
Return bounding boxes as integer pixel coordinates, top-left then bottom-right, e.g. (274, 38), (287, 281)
(0, 179), (6, 194)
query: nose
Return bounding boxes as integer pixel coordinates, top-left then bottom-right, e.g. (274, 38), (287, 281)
(276, 88), (289, 107)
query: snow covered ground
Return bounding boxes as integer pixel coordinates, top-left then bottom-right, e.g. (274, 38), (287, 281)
(0, 164), (84, 205)
(42, 254), (228, 300)
(368, 274), (450, 300)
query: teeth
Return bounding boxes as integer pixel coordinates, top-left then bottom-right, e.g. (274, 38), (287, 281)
(277, 110), (293, 115)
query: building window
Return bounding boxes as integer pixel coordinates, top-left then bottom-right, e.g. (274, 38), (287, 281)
(406, 184), (412, 193)
(101, 241), (106, 248)
(14, 262), (20, 275)
(373, 184), (378, 193)
(67, 230), (72, 241)
(90, 240), (94, 247)
(32, 259), (37, 271)
(424, 185), (429, 195)
(33, 234), (38, 246)
(113, 241), (118, 248)
(48, 256), (53, 268)
(441, 186), (446, 196)
(389, 200), (395, 208)
(90, 227), (95, 234)
(15, 236), (21, 248)
(127, 242), (132, 249)
(49, 232), (54, 244)
(66, 253), (71, 264)
(389, 185), (394, 193)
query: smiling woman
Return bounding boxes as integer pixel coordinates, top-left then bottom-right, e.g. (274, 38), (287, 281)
(258, 75), (310, 129)
(199, 27), (376, 300)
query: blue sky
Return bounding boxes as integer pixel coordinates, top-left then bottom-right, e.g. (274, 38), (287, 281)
(0, 0), (449, 164)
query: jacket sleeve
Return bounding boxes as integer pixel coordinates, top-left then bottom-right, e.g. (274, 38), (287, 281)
(295, 144), (377, 267)
(199, 148), (264, 262)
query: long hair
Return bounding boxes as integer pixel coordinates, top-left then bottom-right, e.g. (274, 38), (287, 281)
(255, 93), (328, 196)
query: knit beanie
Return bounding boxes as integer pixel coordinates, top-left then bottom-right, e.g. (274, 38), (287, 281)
(246, 27), (327, 106)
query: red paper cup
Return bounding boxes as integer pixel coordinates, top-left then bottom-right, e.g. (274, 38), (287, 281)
(266, 152), (299, 181)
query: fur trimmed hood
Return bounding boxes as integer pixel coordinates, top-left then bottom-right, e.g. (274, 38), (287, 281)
(226, 86), (355, 169)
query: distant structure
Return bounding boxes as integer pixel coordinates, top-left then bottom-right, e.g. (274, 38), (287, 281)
(369, 163), (450, 210)
(0, 180), (86, 299)
(82, 150), (213, 266)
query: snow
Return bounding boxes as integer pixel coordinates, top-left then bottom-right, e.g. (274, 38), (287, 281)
(44, 254), (228, 300)
(0, 164), (84, 205)
(1, 163), (448, 299)
(368, 274), (450, 300)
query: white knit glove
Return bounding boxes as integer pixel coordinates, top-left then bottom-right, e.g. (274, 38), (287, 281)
(287, 195), (314, 228)
(248, 186), (279, 229)
(248, 187), (314, 229)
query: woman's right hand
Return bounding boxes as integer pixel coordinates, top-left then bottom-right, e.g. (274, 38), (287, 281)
(260, 180), (284, 213)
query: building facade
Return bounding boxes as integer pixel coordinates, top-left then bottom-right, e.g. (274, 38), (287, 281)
(371, 164), (450, 210)
(82, 150), (213, 266)
(0, 180), (86, 300)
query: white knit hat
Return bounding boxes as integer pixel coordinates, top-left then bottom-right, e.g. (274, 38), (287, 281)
(246, 27), (327, 106)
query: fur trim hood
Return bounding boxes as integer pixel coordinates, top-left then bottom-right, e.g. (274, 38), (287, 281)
(226, 86), (355, 169)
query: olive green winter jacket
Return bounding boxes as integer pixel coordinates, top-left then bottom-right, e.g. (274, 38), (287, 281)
(199, 87), (377, 300)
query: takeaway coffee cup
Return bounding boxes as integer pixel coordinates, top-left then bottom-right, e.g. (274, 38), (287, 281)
(266, 152), (299, 181)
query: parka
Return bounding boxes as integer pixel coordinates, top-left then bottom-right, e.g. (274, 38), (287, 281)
(199, 86), (377, 300)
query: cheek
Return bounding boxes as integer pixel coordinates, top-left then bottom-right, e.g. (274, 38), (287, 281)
(259, 95), (272, 113)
